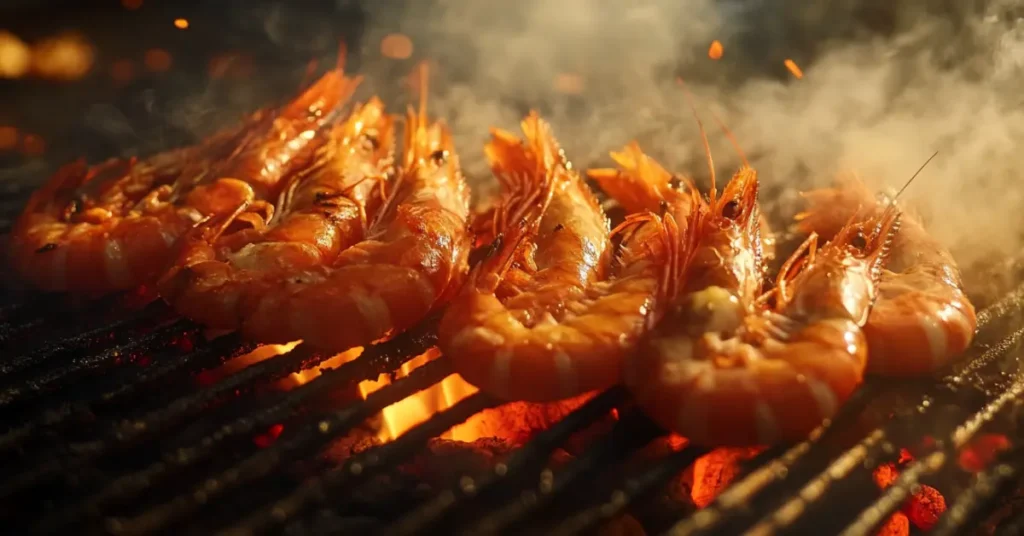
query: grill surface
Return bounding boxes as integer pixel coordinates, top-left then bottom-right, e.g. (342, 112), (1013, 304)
(1, 226), (1024, 536)
(5, 2), (1024, 535)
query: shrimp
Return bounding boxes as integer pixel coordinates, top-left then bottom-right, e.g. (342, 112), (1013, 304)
(157, 93), (396, 328)
(795, 173), (977, 376)
(8, 62), (356, 294)
(163, 64), (472, 350)
(439, 113), (700, 402)
(628, 206), (901, 446)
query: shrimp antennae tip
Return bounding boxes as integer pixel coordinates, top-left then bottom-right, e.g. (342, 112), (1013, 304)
(894, 150), (938, 201)
(676, 77), (716, 206)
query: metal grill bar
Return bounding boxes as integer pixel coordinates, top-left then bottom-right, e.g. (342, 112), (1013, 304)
(931, 441), (1024, 536)
(103, 356), (456, 536)
(0, 342), (326, 500)
(0, 292), (125, 343)
(665, 285), (1024, 536)
(548, 445), (709, 536)
(465, 411), (663, 535)
(0, 328), (241, 454)
(224, 392), (500, 536)
(0, 318), (192, 410)
(382, 386), (630, 536)
(35, 320), (438, 534)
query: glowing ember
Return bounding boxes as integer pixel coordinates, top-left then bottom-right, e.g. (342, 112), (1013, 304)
(690, 447), (764, 508)
(959, 433), (1011, 472)
(784, 58), (804, 79)
(708, 40), (724, 60)
(121, 0), (143, 9)
(380, 33), (414, 60)
(31, 34), (94, 81)
(174, 18), (190, 30)
(21, 134), (45, 156)
(109, 59), (136, 84)
(554, 73), (585, 95)
(0, 31), (31, 79)
(872, 461), (947, 530)
(0, 126), (18, 151)
(144, 49), (173, 72)
(876, 512), (910, 536)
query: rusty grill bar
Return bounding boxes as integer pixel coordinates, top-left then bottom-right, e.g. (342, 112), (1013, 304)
(2, 199), (1024, 536)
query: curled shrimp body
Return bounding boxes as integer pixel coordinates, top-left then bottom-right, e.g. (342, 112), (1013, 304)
(629, 208), (900, 446)
(158, 93), (396, 329)
(796, 175), (977, 376)
(8, 66), (354, 294)
(166, 69), (472, 350)
(440, 114), (692, 402)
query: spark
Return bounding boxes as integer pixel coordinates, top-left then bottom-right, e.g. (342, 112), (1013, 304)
(174, 18), (189, 30)
(708, 40), (723, 60)
(144, 48), (172, 72)
(0, 31), (31, 79)
(784, 58), (803, 79)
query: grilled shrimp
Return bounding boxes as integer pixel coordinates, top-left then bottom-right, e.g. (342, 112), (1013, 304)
(796, 174), (977, 376)
(163, 66), (472, 350)
(8, 64), (355, 294)
(158, 92), (396, 328)
(439, 114), (699, 401)
(629, 207), (901, 446)
(588, 140), (774, 305)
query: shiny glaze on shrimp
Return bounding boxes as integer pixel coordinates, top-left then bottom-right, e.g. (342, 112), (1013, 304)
(157, 93), (396, 329)
(440, 113), (697, 401)
(8, 65), (355, 294)
(588, 140), (774, 305)
(628, 208), (901, 446)
(796, 174), (977, 376)
(168, 68), (471, 349)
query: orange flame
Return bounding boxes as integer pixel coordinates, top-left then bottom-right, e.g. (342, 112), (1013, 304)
(708, 40), (724, 60)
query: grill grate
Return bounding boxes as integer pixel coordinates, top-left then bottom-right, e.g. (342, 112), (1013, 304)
(2, 203), (1024, 535)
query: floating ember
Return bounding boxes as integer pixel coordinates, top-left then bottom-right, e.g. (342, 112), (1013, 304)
(0, 31), (31, 79)
(31, 33), (94, 81)
(144, 48), (173, 72)
(708, 40), (724, 60)
(0, 126), (17, 151)
(554, 73), (585, 95)
(21, 134), (45, 157)
(381, 33), (414, 60)
(784, 58), (803, 79)
(174, 18), (190, 30)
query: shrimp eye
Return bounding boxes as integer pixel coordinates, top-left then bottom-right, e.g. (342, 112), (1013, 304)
(850, 231), (868, 250)
(722, 199), (742, 220)
(430, 149), (449, 164)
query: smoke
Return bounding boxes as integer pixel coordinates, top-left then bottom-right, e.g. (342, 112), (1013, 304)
(353, 0), (1024, 275)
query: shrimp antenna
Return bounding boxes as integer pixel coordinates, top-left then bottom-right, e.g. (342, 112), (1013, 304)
(708, 108), (749, 168)
(676, 77), (717, 206)
(416, 60), (429, 138)
(894, 150), (938, 201)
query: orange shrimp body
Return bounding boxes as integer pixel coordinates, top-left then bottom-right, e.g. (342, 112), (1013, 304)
(797, 176), (977, 376)
(157, 94), (396, 329)
(8, 67), (354, 294)
(168, 69), (473, 350)
(628, 208), (900, 446)
(440, 114), (689, 402)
